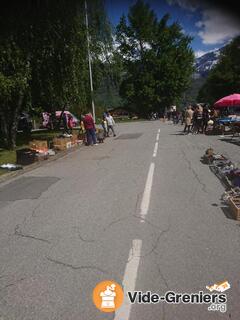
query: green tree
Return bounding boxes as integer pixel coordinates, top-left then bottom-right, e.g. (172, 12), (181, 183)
(116, 0), (194, 116)
(0, 2), (31, 149)
(0, 0), (112, 148)
(198, 36), (240, 105)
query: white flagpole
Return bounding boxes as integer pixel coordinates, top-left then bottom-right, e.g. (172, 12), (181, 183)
(85, 0), (96, 122)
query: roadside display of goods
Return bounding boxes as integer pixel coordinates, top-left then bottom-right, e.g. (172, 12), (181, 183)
(203, 148), (240, 220)
(29, 140), (48, 152)
(53, 137), (71, 151)
(228, 196), (240, 220)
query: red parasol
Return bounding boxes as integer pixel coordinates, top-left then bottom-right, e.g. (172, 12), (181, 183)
(214, 93), (240, 108)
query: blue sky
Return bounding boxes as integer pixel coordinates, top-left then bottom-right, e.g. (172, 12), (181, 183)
(105, 0), (240, 57)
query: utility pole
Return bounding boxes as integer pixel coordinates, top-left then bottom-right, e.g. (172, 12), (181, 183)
(85, 0), (96, 122)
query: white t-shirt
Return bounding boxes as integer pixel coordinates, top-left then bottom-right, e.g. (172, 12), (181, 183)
(106, 115), (115, 126)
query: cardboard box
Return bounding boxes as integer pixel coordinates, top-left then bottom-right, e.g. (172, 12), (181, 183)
(229, 196), (240, 220)
(72, 131), (79, 139)
(29, 140), (48, 150)
(53, 137), (71, 151)
(16, 148), (36, 165)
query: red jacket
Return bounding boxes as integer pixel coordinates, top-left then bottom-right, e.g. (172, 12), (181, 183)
(83, 114), (95, 130)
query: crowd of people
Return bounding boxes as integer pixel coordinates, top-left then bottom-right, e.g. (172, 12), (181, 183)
(167, 104), (220, 135)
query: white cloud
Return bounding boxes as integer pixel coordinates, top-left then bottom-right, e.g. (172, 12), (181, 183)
(196, 9), (240, 45)
(166, 0), (200, 12)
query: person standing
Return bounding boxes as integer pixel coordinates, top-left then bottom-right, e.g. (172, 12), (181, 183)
(202, 106), (210, 134)
(184, 106), (194, 134)
(196, 104), (203, 133)
(83, 112), (98, 145)
(101, 116), (108, 137)
(106, 112), (116, 137)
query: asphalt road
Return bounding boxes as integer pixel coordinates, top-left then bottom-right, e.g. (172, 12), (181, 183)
(0, 121), (239, 320)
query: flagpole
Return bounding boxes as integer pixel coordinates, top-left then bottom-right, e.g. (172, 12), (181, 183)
(85, 0), (96, 122)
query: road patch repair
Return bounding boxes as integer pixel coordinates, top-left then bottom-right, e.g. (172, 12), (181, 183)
(0, 176), (59, 202)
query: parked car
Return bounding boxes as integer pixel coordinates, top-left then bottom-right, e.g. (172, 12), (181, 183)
(17, 112), (33, 133)
(41, 111), (79, 129)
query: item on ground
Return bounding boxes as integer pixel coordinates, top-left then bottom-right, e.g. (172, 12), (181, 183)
(222, 187), (240, 201)
(0, 163), (23, 171)
(62, 133), (72, 138)
(29, 140), (48, 151)
(228, 196), (240, 220)
(35, 152), (49, 161)
(16, 148), (37, 165)
(47, 149), (56, 156)
(203, 149), (240, 219)
(53, 137), (71, 150)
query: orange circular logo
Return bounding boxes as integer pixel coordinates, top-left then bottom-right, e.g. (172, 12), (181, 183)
(92, 280), (124, 313)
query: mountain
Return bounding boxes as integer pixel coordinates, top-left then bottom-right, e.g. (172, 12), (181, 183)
(183, 47), (224, 104)
(194, 47), (224, 78)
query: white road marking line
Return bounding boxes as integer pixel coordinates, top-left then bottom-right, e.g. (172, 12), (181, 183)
(114, 239), (142, 320)
(115, 130), (159, 318)
(153, 142), (158, 157)
(156, 133), (160, 141)
(139, 162), (155, 222)
(158, 128), (160, 133)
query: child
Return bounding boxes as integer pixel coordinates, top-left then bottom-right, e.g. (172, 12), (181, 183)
(101, 116), (108, 137)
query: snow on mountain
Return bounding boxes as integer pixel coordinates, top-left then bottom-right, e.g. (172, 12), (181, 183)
(194, 47), (224, 77)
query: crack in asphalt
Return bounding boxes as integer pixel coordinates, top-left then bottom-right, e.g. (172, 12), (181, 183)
(181, 149), (208, 194)
(31, 202), (42, 217)
(14, 225), (51, 244)
(132, 214), (162, 230)
(75, 212), (163, 245)
(139, 222), (171, 259)
(103, 216), (129, 232)
(74, 215), (130, 243)
(46, 257), (109, 275)
(153, 251), (170, 290)
(76, 232), (96, 243)
(126, 220), (171, 266)
(0, 277), (26, 292)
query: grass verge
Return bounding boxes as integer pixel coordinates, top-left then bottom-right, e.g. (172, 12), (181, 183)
(0, 129), (71, 175)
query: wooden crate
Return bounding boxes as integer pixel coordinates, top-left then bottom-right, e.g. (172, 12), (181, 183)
(228, 196), (240, 220)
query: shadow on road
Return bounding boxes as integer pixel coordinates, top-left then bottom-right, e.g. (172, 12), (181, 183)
(169, 132), (186, 136)
(220, 205), (236, 220)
